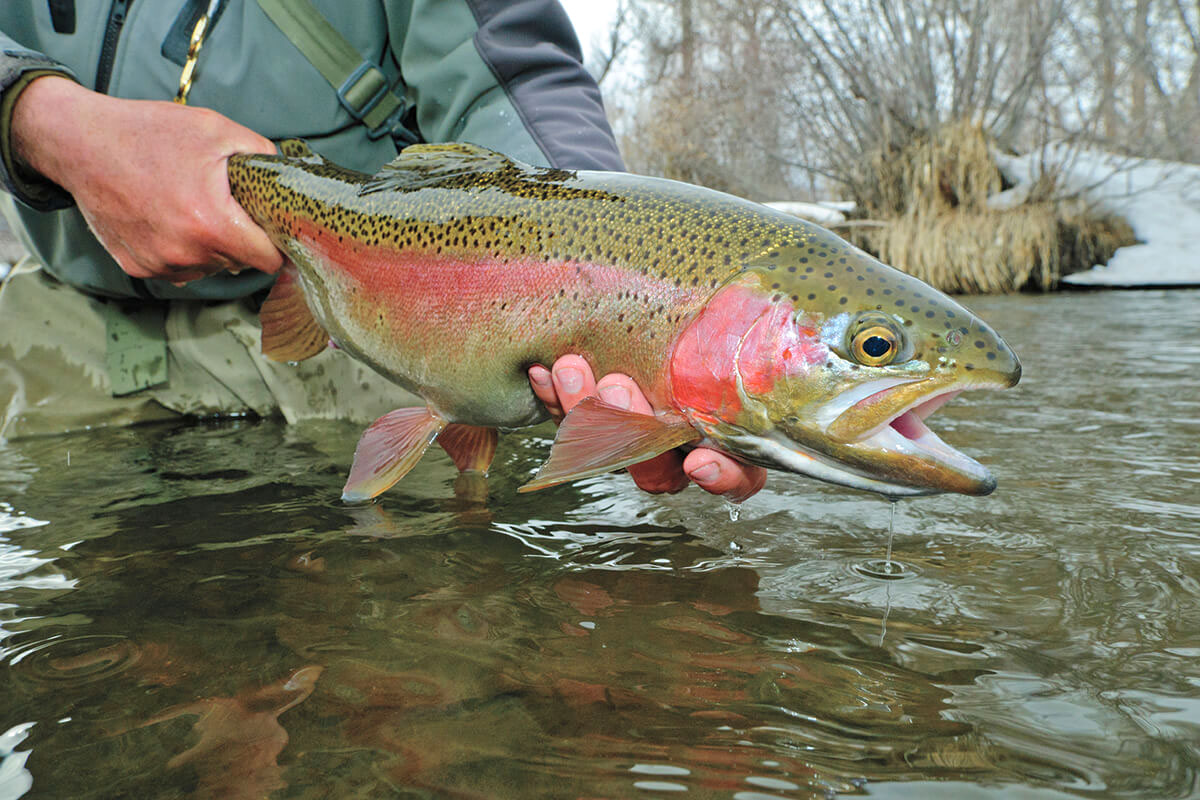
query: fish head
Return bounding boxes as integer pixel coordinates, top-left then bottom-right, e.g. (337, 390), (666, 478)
(668, 238), (1021, 497)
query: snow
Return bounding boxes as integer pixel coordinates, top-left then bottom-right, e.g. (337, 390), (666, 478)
(762, 201), (849, 225)
(994, 146), (1200, 287)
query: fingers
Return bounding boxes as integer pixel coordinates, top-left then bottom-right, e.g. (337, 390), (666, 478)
(220, 210), (285, 275)
(217, 145), (286, 275)
(529, 354), (596, 422)
(683, 449), (768, 503)
(528, 364), (558, 419)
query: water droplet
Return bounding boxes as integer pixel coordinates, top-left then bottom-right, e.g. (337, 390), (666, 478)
(723, 500), (741, 522)
(853, 559), (916, 580)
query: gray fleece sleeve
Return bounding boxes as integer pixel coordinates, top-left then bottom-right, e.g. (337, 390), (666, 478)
(390, 0), (624, 172)
(0, 30), (76, 210)
(465, 0), (624, 171)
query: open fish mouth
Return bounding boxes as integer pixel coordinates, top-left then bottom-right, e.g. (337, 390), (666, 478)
(831, 381), (998, 496)
(724, 381), (995, 498)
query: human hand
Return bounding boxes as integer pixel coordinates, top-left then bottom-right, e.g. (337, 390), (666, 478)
(10, 76), (283, 284)
(528, 355), (767, 502)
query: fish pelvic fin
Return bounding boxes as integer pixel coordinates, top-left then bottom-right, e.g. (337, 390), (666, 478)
(259, 264), (329, 362)
(438, 424), (499, 475)
(518, 397), (701, 493)
(342, 408), (449, 503)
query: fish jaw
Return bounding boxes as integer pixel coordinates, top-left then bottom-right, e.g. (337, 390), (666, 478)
(685, 379), (998, 498)
(666, 265), (1020, 497)
(805, 380), (1000, 496)
(747, 346), (1017, 497)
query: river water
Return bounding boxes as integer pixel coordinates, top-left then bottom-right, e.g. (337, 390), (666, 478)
(0, 289), (1197, 799)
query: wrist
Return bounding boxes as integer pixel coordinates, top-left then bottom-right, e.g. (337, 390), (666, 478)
(11, 74), (89, 189)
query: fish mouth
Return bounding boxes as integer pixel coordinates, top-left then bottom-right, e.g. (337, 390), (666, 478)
(711, 378), (1001, 498)
(827, 380), (1000, 496)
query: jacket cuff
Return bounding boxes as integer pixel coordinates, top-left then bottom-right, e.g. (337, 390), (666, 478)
(1, 51), (77, 211)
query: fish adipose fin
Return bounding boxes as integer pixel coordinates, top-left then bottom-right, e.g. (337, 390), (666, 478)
(277, 138), (329, 164)
(519, 397), (701, 493)
(259, 265), (329, 362)
(342, 408), (449, 503)
(438, 424), (499, 474)
(360, 143), (517, 195)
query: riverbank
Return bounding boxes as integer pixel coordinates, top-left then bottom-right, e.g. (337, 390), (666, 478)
(996, 147), (1200, 288)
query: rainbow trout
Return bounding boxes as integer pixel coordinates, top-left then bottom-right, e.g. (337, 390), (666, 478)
(228, 141), (1020, 502)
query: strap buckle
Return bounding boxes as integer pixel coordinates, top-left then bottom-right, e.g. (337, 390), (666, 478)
(337, 61), (412, 140)
(338, 62), (390, 134)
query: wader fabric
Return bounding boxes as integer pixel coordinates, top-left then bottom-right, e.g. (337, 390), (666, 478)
(0, 257), (418, 440)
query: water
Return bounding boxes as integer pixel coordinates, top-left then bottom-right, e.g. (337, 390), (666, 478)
(1, 289), (1198, 799)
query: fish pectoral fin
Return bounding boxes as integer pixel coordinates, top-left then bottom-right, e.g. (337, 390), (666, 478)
(259, 264), (329, 362)
(360, 143), (517, 195)
(518, 397), (701, 493)
(342, 408), (449, 503)
(438, 424), (499, 474)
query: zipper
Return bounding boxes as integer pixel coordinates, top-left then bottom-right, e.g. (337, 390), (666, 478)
(95, 0), (132, 94)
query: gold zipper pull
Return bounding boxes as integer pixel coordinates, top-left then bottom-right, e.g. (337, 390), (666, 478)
(174, 1), (222, 105)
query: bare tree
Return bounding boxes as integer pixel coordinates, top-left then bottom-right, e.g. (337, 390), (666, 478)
(614, 0), (1198, 202)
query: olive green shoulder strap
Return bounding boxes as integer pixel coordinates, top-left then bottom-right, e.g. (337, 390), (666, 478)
(254, 0), (411, 140)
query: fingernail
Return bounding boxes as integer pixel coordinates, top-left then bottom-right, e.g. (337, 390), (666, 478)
(558, 367), (583, 394)
(530, 367), (551, 388)
(599, 384), (631, 409)
(688, 461), (720, 484)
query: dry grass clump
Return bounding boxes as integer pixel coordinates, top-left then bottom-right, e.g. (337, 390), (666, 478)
(859, 120), (1004, 218)
(848, 122), (1136, 292)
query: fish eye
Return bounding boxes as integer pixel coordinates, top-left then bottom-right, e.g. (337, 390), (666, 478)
(850, 325), (900, 366)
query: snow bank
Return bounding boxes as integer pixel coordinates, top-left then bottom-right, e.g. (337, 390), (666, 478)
(763, 201), (849, 226)
(994, 147), (1200, 287)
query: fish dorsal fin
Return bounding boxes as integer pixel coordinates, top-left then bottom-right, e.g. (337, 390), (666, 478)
(518, 397), (701, 493)
(342, 408), (449, 503)
(360, 142), (519, 195)
(259, 264), (329, 362)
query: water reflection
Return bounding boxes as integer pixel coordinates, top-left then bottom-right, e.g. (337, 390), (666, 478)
(0, 290), (1197, 798)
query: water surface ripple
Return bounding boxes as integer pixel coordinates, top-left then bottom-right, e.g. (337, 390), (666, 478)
(0, 290), (1197, 798)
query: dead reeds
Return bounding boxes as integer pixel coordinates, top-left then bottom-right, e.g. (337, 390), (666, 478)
(846, 122), (1135, 293)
